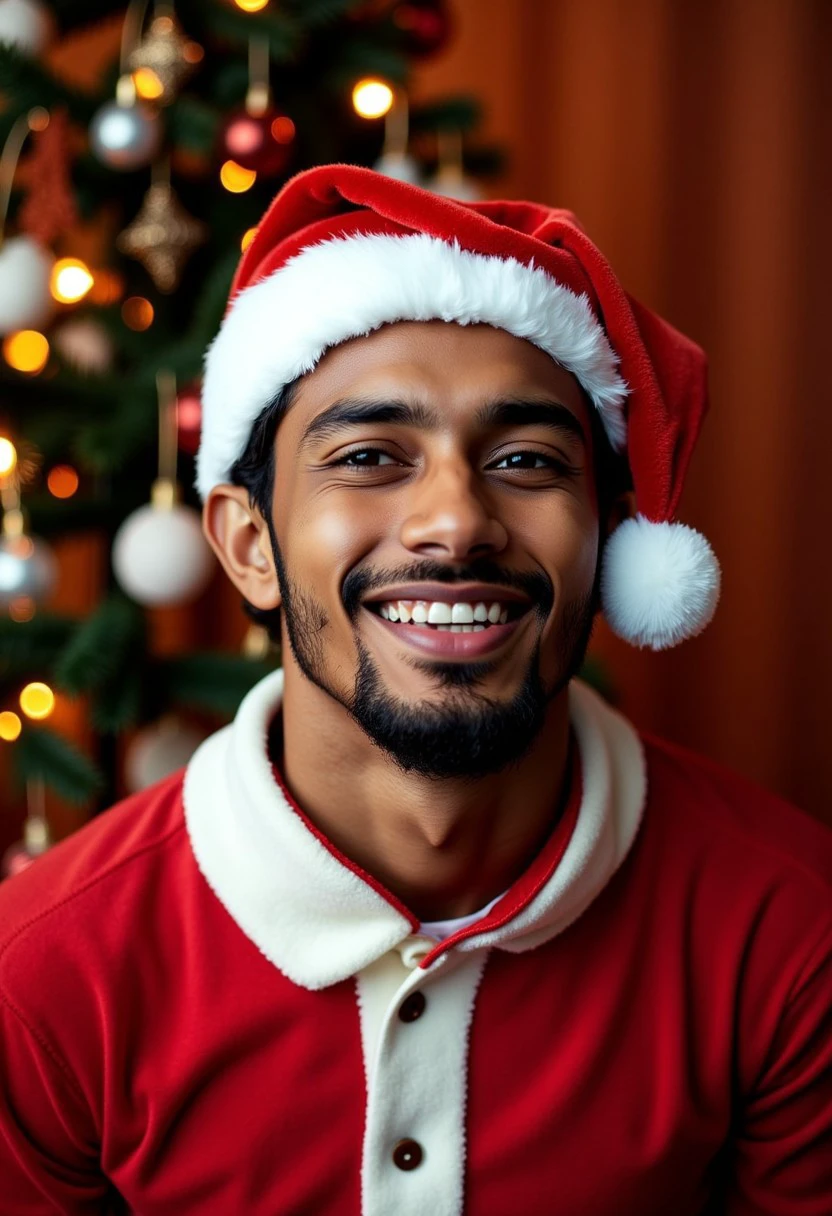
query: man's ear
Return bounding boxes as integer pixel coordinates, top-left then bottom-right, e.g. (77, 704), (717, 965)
(602, 489), (636, 544)
(202, 484), (282, 611)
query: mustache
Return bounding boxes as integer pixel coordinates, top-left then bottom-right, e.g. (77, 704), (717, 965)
(342, 559), (554, 621)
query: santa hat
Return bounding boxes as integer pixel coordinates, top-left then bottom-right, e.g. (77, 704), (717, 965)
(199, 163), (720, 651)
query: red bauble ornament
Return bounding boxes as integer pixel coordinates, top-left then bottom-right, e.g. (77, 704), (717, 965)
(391, 0), (452, 58)
(218, 106), (296, 177)
(176, 381), (202, 456)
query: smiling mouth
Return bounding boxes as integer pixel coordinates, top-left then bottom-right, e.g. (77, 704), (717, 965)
(364, 597), (529, 632)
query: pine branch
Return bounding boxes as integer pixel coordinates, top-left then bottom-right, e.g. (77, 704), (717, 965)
(55, 595), (145, 696)
(160, 652), (277, 718)
(411, 96), (484, 134)
(0, 45), (97, 123)
(13, 725), (103, 806)
(0, 614), (77, 680)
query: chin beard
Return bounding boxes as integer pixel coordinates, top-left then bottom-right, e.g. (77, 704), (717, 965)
(272, 534), (595, 780)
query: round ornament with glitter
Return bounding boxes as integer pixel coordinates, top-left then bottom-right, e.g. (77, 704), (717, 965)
(218, 106), (295, 177)
(112, 479), (214, 606)
(117, 181), (207, 293)
(89, 84), (163, 171)
(0, 532), (57, 606)
(0, 0), (52, 56)
(128, 12), (202, 106)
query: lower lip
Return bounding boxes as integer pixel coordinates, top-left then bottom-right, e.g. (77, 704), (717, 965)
(363, 607), (528, 657)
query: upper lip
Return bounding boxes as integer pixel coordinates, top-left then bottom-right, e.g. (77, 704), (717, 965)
(361, 583), (533, 606)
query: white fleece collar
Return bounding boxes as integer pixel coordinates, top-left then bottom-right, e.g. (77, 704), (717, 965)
(183, 670), (646, 991)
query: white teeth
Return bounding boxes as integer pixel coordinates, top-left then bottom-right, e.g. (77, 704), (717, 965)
(451, 602), (474, 624)
(427, 601), (452, 625)
(473, 624), (486, 632)
(398, 602), (411, 623)
(499, 608), (509, 624)
(461, 625), (474, 633)
(388, 604), (399, 622)
(473, 602), (488, 622)
(411, 602), (429, 623)
(450, 624), (463, 633)
(380, 604), (390, 619)
(487, 603), (502, 624)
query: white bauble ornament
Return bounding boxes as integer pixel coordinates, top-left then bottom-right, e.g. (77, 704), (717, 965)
(0, 532), (57, 605)
(112, 494), (214, 606)
(125, 716), (205, 793)
(53, 317), (114, 374)
(373, 150), (421, 184)
(0, 0), (52, 55)
(89, 99), (162, 171)
(0, 235), (54, 334)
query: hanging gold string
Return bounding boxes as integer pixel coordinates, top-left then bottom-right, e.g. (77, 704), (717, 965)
(152, 367), (179, 507)
(0, 107), (49, 247)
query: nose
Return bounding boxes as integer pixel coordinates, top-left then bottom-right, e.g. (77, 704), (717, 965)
(399, 461), (508, 560)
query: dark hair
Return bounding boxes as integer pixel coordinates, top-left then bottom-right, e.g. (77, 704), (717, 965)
(228, 374), (631, 643)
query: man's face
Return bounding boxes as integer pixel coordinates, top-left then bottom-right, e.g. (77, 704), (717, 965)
(268, 321), (602, 779)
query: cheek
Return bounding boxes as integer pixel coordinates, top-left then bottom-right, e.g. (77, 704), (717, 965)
(278, 488), (381, 590)
(514, 495), (599, 597)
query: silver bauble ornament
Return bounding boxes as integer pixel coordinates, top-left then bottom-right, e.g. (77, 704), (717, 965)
(373, 150), (422, 184)
(0, 532), (57, 606)
(125, 716), (206, 793)
(0, 235), (54, 334)
(112, 487), (214, 606)
(0, 0), (52, 56)
(89, 98), (162, 171)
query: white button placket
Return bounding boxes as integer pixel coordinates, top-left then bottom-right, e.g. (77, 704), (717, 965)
(357, 937), (488, 1216)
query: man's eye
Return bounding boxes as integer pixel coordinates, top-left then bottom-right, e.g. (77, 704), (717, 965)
(492, 451), (565, 471)
(333, 448), (398, 467)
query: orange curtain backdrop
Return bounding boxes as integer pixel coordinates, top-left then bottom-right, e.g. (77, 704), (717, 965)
(412, 0), (832, 822)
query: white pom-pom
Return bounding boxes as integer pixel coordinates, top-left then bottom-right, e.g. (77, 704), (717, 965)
(600, 515), (721, 650)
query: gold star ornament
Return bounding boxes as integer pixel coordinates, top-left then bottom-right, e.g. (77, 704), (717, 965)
(117, 182), (207, 293)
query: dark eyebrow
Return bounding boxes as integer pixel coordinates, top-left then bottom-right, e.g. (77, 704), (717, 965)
(299, 399), (438, 450)
(474, 398), (586, 446)
(299, 395), (586, 450)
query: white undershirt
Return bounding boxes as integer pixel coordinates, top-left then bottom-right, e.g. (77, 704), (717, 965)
(418, 889), (508, 942)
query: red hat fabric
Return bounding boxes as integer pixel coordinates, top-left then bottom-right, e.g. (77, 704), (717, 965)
(199, 163), (720, 649)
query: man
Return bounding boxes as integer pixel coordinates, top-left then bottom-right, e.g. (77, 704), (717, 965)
(0, 164), (830, 1215)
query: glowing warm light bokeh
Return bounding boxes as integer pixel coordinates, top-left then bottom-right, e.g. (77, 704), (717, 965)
(20, 682), (55, 721)
(50, 257), (95, 304)
(176, 392), (201, 432)
(88, 268), (124, 306)
(220, 160), (257, 193)
(3, 331), (49, 374)
(122, 296), (155, 331)
(47, 465), (79, 499)
(183, 41), (204, 64)
(271, 115), (295, 143)
(132, 67), (164, 100)
(0, 437), (17, 476)
(241, 226), (258, 251)
(9, 596), (35, 622)
(0, 711), (22, 741)
(234, 0), (269, 11)
(352, 78), (394, 119)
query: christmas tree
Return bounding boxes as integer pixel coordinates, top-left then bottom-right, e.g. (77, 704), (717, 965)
(0, 0), (499, 871)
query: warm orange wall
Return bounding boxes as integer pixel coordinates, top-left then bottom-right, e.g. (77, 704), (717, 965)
(412, 0), (832, 822)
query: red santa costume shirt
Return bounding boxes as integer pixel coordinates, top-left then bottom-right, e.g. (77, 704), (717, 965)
(0, 672), (831, 1216)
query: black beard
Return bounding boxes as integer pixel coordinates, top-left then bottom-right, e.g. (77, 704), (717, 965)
(271, 534), (596, 780)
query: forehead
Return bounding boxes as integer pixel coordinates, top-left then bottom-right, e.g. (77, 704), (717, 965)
(285, 320), (592, 432)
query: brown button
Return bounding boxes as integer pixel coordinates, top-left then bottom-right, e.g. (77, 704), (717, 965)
(398, 990), (427, 1022)
(392, 1139), (423, 1171)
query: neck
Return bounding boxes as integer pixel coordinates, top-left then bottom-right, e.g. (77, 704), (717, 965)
(277, 662), (573, 922)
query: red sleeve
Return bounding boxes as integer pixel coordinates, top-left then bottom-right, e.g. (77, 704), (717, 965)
(0, 988), (121, 1214)
(726, 924), (832, 1214)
